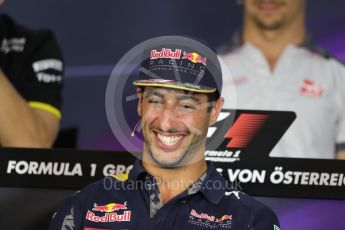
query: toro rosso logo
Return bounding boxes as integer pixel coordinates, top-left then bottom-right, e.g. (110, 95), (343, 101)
(86, 201), (131, 223)
(300, 79), (324, 98)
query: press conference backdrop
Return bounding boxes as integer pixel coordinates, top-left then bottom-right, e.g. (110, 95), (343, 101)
(1, 147), (345, 230)
(1, 1), (345, 230)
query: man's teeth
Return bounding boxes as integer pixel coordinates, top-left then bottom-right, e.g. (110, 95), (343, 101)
(157, 133), (183, 146)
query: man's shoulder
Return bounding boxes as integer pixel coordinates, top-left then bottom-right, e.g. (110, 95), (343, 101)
(223, 190), (271, 210)
(222, 190), (280, 229)
(0, 14), (62, 63)
(221, 190), (279, 227)
(0, 14), (63, 76)
(300, 46), (345, 79)
(1, 14), (55, 40)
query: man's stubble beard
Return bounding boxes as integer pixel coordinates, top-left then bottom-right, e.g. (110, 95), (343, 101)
(252, 14), (285, 31)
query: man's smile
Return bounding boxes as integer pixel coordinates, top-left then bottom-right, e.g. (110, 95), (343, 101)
(152, 130), (187, 151)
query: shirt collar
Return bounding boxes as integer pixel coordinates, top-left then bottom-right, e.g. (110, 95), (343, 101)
(129, 160), (226, 205)
(198, 161), (226, 205)
(128, 159), (147, 181)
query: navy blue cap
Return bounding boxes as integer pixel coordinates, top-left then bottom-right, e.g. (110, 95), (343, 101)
(133, 36), (222, 95)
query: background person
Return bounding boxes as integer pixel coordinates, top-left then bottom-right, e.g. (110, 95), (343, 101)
(49, 36), (280, 230)
(221, 0), (345, 159)
(0, 1), (64, 147)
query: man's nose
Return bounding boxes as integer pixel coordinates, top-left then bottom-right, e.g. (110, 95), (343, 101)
(159, 107), (179, 132)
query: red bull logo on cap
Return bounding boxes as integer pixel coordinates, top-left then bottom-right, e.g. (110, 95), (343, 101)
(182, 52), (207, 66)
(92, 202), (127, 213)
(150, 48), (182, 59)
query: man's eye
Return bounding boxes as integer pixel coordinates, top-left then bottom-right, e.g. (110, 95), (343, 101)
(179, 104), (196, 111)
(148, 100), (162, 104)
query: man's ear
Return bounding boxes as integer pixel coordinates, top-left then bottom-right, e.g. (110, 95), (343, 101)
(136, 87), (143, 117)
(209, 97), (224, 126)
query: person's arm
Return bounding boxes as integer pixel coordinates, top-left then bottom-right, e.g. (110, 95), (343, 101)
(250, 206), (280, 230)
(0, 70), (59, 147)
(336, 149), (345, 160)
(333, 60), (345, 160)
(240, 193), (280, 230)
(49, 192), (82, 230)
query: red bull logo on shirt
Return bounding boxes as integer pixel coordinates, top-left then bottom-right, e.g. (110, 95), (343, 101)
(189, 209), (232, 228)
(86, 201), (131, 223)
(216, 214), (233, 222)
(86, 210), (131, 223)
(92, 202), (127, 213)
(182, 52), (207, 66)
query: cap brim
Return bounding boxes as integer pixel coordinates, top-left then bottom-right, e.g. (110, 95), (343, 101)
(133, 79), (217, 93)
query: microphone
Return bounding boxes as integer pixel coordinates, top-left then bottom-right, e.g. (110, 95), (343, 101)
(131, 119), (142, 137)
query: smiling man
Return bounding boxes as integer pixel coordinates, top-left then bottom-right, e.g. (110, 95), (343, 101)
(139, 87), (211, 167)
(49, 36), (280, 230)
(221, 0), (345, 159)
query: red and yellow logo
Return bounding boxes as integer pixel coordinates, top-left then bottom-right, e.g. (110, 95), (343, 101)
(86, 201), (131, 223)
(216, 214), (233, 222)
(182, 52), (207, 66)
(92, 202), (127, 213)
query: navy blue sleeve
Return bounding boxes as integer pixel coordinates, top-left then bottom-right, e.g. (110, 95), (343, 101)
(250, 206), (280, 230)
(236, 193), (280, 230)
(48, 192), (83, 230)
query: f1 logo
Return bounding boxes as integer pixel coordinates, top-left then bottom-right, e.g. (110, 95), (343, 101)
(225, 114), (269, 148)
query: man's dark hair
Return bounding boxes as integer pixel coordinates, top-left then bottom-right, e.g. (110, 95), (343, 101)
(206, 91), (220, 112)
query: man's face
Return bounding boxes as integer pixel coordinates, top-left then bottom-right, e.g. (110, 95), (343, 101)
(137, 87), (222, 168)
(244, 0), (306, 30)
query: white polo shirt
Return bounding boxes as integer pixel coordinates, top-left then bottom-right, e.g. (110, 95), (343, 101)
(220, 43), (345, 159)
